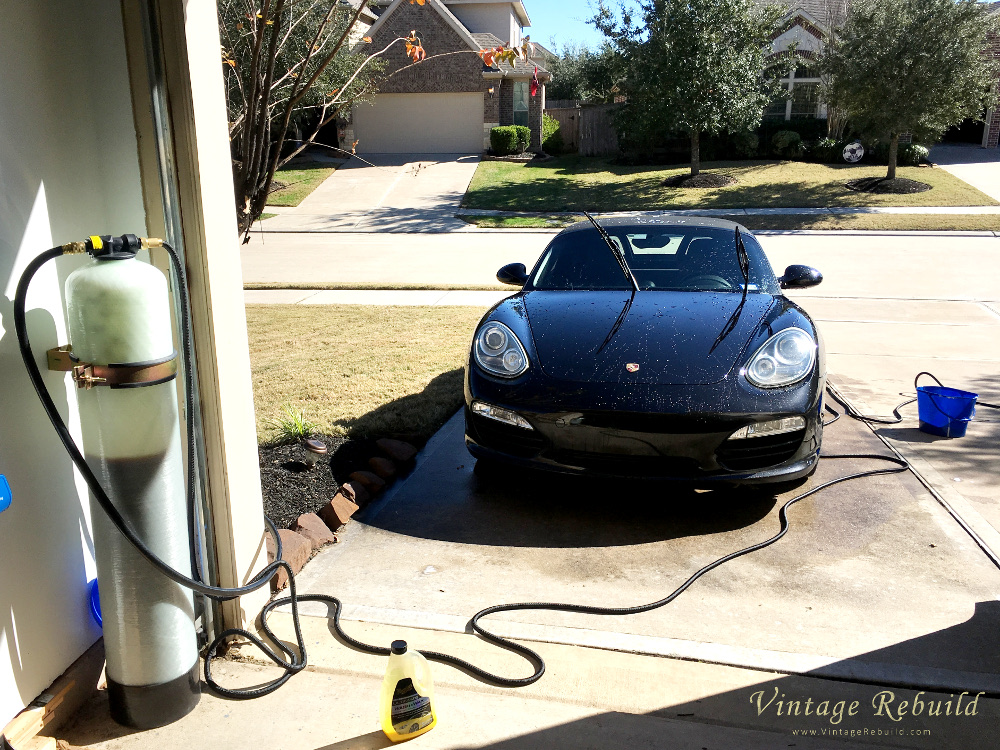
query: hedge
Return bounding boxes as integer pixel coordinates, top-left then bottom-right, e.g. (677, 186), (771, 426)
(490, 125), (530, 156)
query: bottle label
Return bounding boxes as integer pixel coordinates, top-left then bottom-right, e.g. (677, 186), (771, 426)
(391, 678), (433, 735)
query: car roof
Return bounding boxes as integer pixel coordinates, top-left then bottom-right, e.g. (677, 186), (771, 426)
(559, 216), (748, 234)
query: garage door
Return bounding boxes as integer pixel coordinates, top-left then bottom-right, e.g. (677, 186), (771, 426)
(352, 92), (484, 153)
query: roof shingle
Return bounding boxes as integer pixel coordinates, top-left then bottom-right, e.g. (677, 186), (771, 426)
(471, 32), (551, 78)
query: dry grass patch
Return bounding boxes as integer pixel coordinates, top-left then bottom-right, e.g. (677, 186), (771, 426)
(247, 304), (488, 445)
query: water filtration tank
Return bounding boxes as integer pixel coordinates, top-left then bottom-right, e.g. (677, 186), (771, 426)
(64, 254), (199, 728)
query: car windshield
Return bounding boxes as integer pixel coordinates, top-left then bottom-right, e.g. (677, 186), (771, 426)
(530, 226), (778, 293)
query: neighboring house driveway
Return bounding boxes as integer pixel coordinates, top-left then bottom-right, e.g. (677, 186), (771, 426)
(930, 143), (1000, 203)
(261, 153), (481, 233)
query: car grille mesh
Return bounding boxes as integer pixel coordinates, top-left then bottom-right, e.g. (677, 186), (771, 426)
(543, 449), (700, 477)
(715, 429), (806, 471)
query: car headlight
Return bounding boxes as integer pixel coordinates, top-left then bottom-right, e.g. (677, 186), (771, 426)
(473, 321), (529, 378)
(744, 327), (816, 388)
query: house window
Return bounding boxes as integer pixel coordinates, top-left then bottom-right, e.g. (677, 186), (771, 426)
(790, 82), (819, 118)
(513, 81), (529, 127)
(764, 63), (822, 120)
(764, 94), (788, 119)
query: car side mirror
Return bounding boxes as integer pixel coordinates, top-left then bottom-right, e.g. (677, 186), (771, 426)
(497, 262), (529, 286)
(780, 265), (822, 289)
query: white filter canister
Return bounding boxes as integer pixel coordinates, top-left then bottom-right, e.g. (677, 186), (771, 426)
(65, 256), (199, 728)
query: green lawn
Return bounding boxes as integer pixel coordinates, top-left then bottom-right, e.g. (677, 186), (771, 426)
(459, 213), (1000, 232)
(463, 156), (997, 211)
(247, 305), (488, 445)
(266, 162), (338, 207)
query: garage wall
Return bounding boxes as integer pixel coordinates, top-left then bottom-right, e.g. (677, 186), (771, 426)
(353, 93), (485, 153)
(0, 0), (146, 727)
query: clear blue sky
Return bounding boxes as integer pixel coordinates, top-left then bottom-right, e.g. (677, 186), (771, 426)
(524, 0), (607, 51)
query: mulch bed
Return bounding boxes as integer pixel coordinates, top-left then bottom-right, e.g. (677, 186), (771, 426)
(258, 434), (421, 528)
(661, 173), (737, 189)
(259, 434), (384, 529)
(845, 177), (932, 194)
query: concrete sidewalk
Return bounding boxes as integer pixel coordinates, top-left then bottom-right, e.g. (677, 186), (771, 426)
(63, 618), (957, 749)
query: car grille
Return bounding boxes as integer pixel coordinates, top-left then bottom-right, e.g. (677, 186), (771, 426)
(715, 429), (806, 472)
(573, 412), (728, 434)
(543, 449), (700, 477)
(469, 413), (547, 458)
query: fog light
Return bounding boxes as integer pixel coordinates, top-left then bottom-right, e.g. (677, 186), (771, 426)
(471, 401), (533, 430)
(727, 416), (806, 440)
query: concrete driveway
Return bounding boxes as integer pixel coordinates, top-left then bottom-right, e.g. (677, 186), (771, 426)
(261, 153), (481, 233)
(262, 231), (1000, 748)
(930, 143), (1000, 202)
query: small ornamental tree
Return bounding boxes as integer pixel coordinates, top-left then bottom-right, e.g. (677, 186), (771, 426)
(594, 0), (785, 175)
(824, 0), (1000, 180)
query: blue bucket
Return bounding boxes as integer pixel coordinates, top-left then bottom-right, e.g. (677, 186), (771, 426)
(917, 384), (977, 438)
(89, 578), (102, 628)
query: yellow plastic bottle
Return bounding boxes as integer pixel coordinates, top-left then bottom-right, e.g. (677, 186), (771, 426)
(380, 640), (437, 742)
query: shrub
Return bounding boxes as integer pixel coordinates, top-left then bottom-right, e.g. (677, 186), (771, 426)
(866, 140), (928, 166)
(490, 125), (531, 155)
(899, 143), (929, 166)
(730, 130), (759, 158)
(541, 114), (563, 154)
(771, 130), (803, 159)
(758, 118), (829, 146)
(810, 137), (848, 163)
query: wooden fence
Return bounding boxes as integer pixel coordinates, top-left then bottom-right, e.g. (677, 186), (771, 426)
(543, 103), (619, 156)
(545, 108), (580, 151)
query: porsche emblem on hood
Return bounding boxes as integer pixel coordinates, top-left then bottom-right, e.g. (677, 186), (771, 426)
(625, 363), (640, 373)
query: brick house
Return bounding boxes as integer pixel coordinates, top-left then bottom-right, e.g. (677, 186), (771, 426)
(766, 0), (1000, 148)
(345, 0), (551, 153)
(764, 0), (845, 122)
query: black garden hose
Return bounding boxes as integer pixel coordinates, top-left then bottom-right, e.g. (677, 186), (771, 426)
(14, 242), (997, 699)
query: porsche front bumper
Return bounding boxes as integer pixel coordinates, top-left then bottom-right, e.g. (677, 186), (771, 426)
(464, 370), (825, 484)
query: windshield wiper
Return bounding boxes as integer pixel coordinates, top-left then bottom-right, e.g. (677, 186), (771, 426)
(584, 211), (639, 292)
(709, 226), (752, 354)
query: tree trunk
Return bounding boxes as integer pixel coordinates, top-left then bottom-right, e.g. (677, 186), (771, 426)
(690, 131), (700, 177)
(886, 133), (899, 180)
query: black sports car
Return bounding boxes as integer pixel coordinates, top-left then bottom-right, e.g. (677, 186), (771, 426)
(464, 216), (826, 485)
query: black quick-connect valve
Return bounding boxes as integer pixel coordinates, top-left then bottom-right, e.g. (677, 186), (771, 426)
(58, 234), (144, 259)
(87, 233), (143, 260)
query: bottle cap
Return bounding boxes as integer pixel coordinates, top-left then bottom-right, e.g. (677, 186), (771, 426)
(390, 640), (407, 655)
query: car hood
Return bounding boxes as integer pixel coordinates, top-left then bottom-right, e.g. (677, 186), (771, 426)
(524, 290), (774, 385)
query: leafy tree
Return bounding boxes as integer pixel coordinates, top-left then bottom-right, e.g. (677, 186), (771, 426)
(594, 0), (785, 175)
(546, 42), (624, 103)
(579, 42), (626, 104)
(545, 43), (589, 100)
(823, 0), (999, 179)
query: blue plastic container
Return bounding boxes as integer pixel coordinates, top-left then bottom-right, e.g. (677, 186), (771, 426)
(89, 578), (102, 627)
(917, 385), (977, 438)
